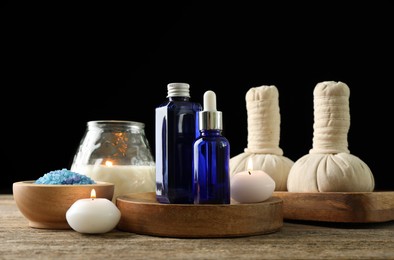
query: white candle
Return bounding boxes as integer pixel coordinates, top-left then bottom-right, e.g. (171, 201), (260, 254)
(66, 189), (121, 234)
(71, 164), (155, 203)
(230, 159), (276, 203)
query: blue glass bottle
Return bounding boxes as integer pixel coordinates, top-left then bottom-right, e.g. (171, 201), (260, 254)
(193, 90), (230, 204)
(155, 83), (202, 204)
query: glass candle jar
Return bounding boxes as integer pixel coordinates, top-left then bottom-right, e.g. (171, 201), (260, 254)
(70, 120), (156, 203)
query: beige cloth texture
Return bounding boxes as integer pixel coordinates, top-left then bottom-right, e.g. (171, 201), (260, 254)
(287, 81), (375, 192)
(230, 85), (294, 191)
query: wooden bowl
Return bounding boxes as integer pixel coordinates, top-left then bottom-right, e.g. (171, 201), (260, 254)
(13, 180), (115, 229)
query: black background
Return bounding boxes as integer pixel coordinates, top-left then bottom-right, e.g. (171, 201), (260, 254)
(2, 2), (393, 193)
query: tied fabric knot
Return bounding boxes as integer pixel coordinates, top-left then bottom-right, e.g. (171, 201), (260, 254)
(244, 86), (283, 155)
(310, 81), (350, 154)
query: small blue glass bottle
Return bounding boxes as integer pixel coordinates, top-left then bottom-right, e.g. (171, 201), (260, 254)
(155, 83), (202, 204)
(193, 90), (230, 204)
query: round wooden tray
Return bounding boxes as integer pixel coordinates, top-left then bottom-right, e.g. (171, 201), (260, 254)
(116, 192), (283, 238)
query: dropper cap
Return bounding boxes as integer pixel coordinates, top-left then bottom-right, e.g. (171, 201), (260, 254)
(167, 82), (190, 98)
(199, 90), (223, 130)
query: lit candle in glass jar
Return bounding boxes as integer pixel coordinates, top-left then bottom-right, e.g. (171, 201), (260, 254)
(70, 120), (156, 203)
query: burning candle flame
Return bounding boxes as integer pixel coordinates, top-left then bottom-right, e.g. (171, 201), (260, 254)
(105, 160), (113, 167)
(247, 158), (254, 171)
(90, 189), (97, 199)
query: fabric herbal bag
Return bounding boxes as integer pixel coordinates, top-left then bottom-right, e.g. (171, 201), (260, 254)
(230, 85), (294, 191)
(287, 81), (375, 192)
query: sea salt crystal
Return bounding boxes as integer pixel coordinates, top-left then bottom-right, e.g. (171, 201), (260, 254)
(35, 168), (96, 185)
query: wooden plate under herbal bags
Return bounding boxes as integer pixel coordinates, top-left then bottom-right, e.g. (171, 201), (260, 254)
(273, 191), (394, 223)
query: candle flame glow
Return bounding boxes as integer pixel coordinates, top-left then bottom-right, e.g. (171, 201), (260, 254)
(105, 160), (113, 167)
(90, 189), (97, 199)
(247, 158), (253, 171)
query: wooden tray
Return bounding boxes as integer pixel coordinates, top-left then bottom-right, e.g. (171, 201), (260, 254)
(116, 192), (283, 238)
(273, 191), (394, 223)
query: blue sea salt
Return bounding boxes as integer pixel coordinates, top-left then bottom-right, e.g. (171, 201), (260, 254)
(35, 168), (96, 185)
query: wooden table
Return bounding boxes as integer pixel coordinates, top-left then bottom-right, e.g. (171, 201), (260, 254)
(1, 194), (394, 259)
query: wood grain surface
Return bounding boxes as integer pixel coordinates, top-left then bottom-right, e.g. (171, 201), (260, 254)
(2, 195), (394, 259)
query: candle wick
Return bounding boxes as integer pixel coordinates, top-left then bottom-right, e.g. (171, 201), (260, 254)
(248, 171), (251, 175)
